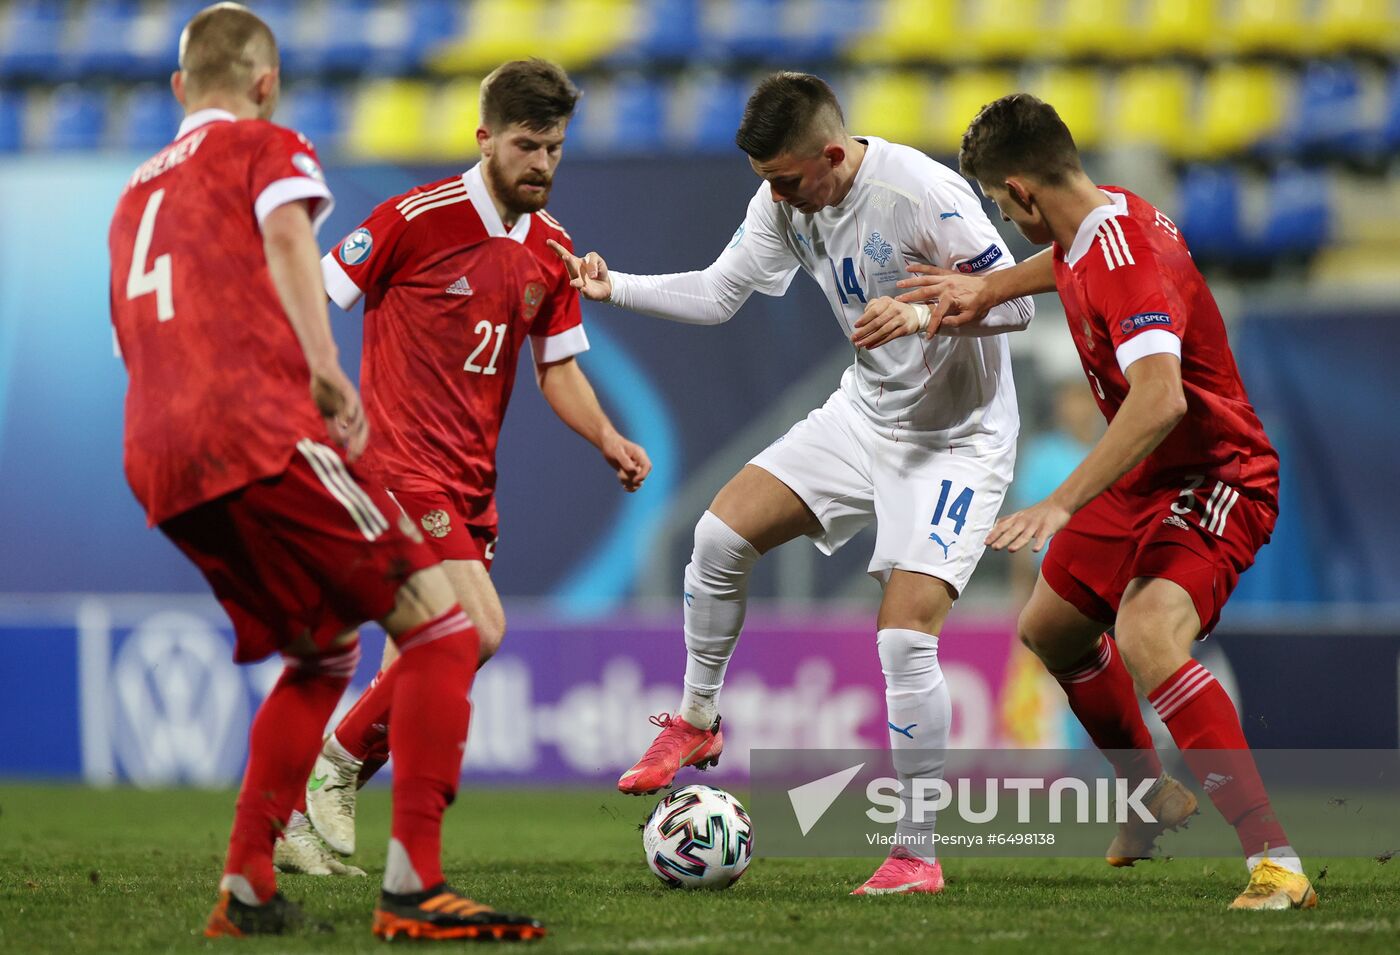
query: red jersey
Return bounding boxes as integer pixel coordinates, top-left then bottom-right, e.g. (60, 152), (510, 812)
(1052, 187), (1279, 505)
(108, 109), (335, 525)
(321, 164), (587, 526)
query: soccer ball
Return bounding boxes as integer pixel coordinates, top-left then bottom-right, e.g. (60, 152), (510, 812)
(642, 784), (754, 889)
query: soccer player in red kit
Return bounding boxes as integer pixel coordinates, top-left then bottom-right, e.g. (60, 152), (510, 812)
(885, 94), (1317, 910)
(292, 59), (651, 863)
(107, 4), (541, 940)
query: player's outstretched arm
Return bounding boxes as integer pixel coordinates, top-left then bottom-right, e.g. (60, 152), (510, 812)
(535, 356), (652, 492)
(896, 248), (1056, 331)
(263, 201), (368, 458)
(986, 354), (1186, 553)
(547, 239), (612, 302)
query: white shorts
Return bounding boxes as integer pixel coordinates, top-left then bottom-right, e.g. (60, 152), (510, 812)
(748, 389), (1015, 594)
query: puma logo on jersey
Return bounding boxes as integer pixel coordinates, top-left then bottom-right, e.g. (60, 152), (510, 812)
(939, 210), (963, 220)
(445, 276), (473, 296)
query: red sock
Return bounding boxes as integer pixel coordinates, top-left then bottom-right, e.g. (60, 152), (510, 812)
(384, 607), (479, 893)
(1149, 660), (1289, 858)
(1050, 636), (1162, 783)
(223, 645), (357, 902)
(333, 664), (398, 761)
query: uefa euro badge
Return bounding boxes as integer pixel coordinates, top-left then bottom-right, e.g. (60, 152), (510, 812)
(340, 228), (373, 266)
(523, 281), (546, 321)
(291, 152), (325, 182)
(421, 509), (452, 539)
(864, 232), (894, 267)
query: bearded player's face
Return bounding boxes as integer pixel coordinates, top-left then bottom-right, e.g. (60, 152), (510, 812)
(481, 121), (566, 217)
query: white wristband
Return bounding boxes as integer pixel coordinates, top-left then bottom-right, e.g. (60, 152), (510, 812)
(912, 303), (931, 334)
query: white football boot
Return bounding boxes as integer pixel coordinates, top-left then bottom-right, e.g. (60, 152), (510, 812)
(274, 811), (366, 877)
(304, 738), (363, 856)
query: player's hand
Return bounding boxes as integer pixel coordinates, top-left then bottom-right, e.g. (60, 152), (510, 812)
(602, 433), (651, 492)
(309, 364), (369, 460)
(895, 264), (993, 331)
(985, 497), (1072, 554)
(851, 296), (930, 349)
(547, 239), (612, 302)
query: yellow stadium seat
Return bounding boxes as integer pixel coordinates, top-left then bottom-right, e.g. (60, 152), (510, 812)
(963, 0), (1047, 63)
(933, 71), (1017, 154)
(1113, 66), (1193, 155)
(346, 79), (432, 161)
(431, 0), (547, 74)
(1056, 0), (1138, 60)
(846, 71), (935, 147)
(550, 0), (636, 68)
(1229, 0), (1311, 56)
(1315, 0), (1400, 56)
(1138, 0), (1221, 58)
(847, 0), (959, 64)
(425, 78), (486, 162)
(1192, 65), (1290, 160)
(1027, 68), (1104, 150)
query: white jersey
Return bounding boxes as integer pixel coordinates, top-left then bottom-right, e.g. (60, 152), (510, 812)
(609, 136), (1033, 449)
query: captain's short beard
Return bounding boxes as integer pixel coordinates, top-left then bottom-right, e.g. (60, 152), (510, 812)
(484, 154), (551, 216)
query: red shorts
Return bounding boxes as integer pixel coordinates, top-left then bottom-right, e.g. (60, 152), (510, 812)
(386, 487), (498, 568)
(1041, 477), (1277, 637)
(160, 441), (438, 663)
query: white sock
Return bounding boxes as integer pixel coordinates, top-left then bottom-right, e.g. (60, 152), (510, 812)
(678, 511), (760, 728)
(878, 627), (950, 864)
(219, 873), (261, 906)
(325, 732), (359, 764)
(286, 808), (309, 832)
(383, 837), (424, 894)
(1247, 844), (1304, 876)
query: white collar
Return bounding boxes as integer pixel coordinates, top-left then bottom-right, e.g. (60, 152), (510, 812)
(177, 108), (237, 139)
(463, 164), (532, 244)
(1065, 190), (1128, 267)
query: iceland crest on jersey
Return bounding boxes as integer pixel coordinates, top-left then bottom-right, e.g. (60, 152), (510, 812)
(340, 228), (372, 265)
(956, 244), (1004, 274)
(863, 232), (894, 267)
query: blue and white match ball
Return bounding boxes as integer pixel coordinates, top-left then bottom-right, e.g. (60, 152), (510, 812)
(642, 785), (753, 890)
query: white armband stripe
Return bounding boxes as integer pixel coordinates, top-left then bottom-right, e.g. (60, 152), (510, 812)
(1115, 328), (1181, 375)
(321, 254), (363, 310)
(530, 324), (590, 364)
(255, 177), (335, 235)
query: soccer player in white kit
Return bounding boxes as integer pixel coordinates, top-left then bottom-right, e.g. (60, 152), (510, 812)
(552, 73), (1035, 895)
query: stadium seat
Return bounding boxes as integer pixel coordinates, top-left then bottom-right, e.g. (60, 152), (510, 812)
(931, 71), (1016, 155)
(43, 86), (108, 151)
(69, 0), (143, 78)
(1056, 0), (1137, 60)
(425, 77), (486, 161)
(677, 74), (749, 153)
(962, 0), (1047, 64)
(846, 71), (933, 148)
(782, 0), (872, 61)
(1315, 0), (1400, 56)
(389, 0), (465, 73)
(1192, 65), (1290, 160)
(1027, 68), (1104, 150)
(704, 0), (786, 60)
(281, 85), (349, 155)
(846, 0), (959, 64)
(1112, 67), (1194, 155)
(1228, 0), (1311, 56)
(0, 89), (24, 153)
(1280, 61), (1364, 159)
(550, 0), (636, 68)
(315, 0), (380, 76)
(1175, 164), (1247, 264)
(1380, 67), (1400, 155)
(1138, 0), (1220, 58)
(609, 75), (668, 153)
(117, 85), (183, 152)
(608, 0), (699, 64)
(345, 79), (431, 160)
(431, 0), (547, 74)
(1264, 166), (1331, 258)
(0, 0), (67, 81)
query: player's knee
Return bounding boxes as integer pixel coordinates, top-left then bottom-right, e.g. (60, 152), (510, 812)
(876, 628), (941, 688)
(688, 511), (760, 592)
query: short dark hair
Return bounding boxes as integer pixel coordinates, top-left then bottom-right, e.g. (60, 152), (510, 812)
(735, 72), (845, 161)
(480, 59), (580, 132)
(179, 3), (277, 98)
(959, 93), (1082, 187)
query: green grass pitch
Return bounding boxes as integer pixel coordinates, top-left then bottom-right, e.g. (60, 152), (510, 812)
(1, 784), (1397, 953)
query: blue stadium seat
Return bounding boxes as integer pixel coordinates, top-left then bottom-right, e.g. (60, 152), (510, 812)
(611, 75), (668, 153)
(44, 86), (108, 151)
(703, 0), (784, 60)
(135, 1), (208, 78)
(1176, 165), (1247, 264)
(1286, 62), (1364, 159)
(0, 90), (24, 152)
(686, 75), (748, 153)
(609, 0), (700, 64)
(783, 0), (871, 61)
(1264, 166), (1331, 258)
(1380, 67), (1400, 156)
(0, 0), (68, 81)
(118, 86), (183, 152)
(385, 0), (463, 73)
(281, 85), (348, 155)
(69, 0), (143, 78)
(317, 0), (379, 75)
